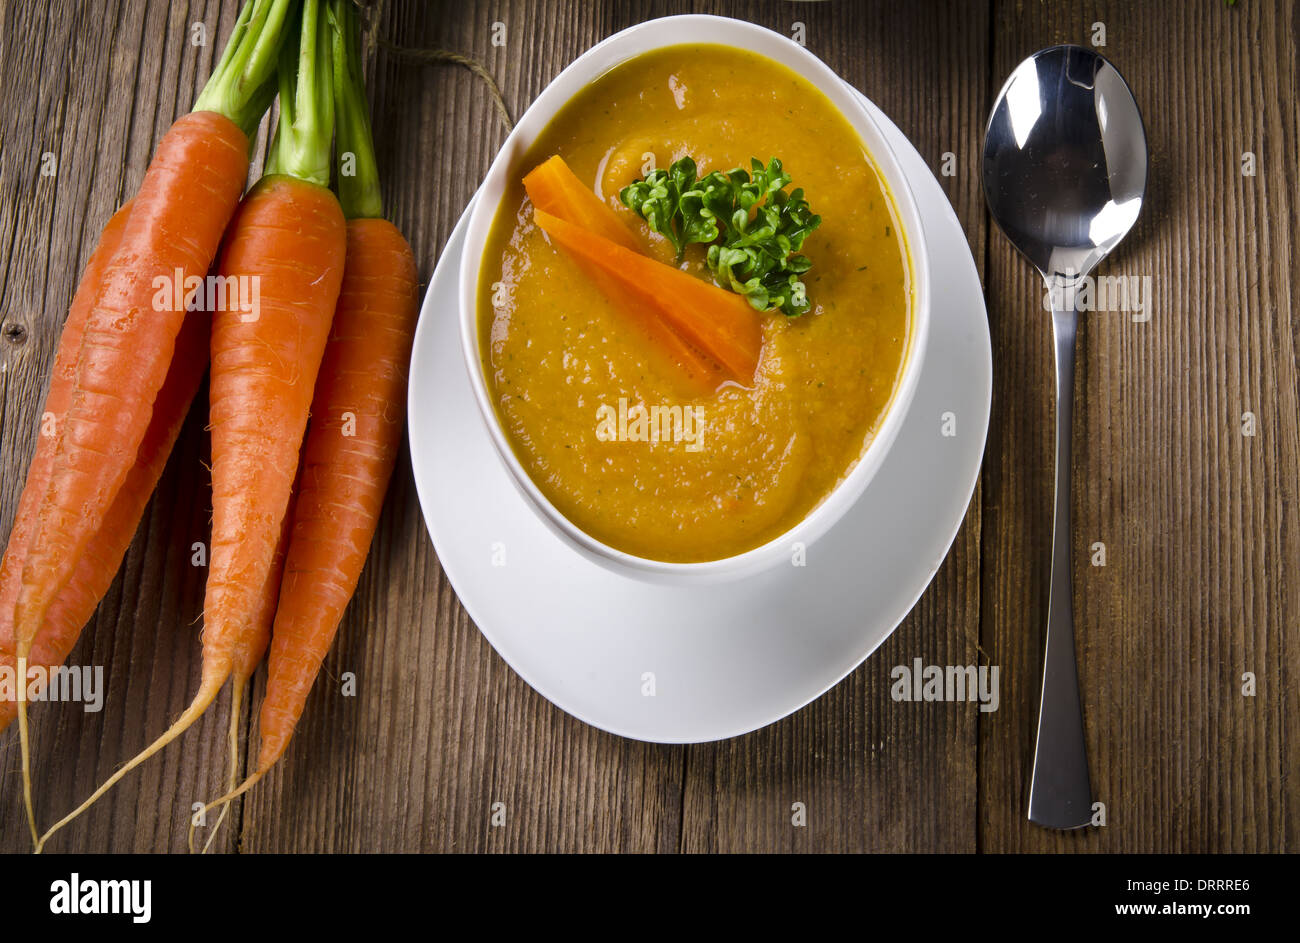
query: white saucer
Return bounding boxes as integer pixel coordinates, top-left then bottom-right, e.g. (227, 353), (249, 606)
(406, 88), (992, 743)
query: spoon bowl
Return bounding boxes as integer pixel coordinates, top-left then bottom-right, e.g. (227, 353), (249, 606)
(984, 45), (1147, 280)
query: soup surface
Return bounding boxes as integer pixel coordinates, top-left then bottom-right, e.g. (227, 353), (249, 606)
(479, 45), (911, 562)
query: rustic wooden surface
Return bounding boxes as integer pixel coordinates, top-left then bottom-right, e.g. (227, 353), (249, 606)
(0, 0), (1295, 853)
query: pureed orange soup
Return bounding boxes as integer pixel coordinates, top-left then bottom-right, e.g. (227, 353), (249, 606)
(479, 45), (912, 563)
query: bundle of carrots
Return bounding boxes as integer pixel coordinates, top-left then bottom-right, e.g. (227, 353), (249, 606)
(0, 0), (418, 853)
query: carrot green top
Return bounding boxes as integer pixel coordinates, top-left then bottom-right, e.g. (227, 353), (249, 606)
(265, 0), (334, 187)
(193, 0), (298, 137)
(330, 0), (382, 219)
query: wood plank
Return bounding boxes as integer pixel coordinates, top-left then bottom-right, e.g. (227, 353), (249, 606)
(978, 0), (1300, 852)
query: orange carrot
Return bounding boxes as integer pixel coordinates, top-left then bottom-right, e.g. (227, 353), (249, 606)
(35, 1), (342, 852)
(196, 218), (417, 822)
(533, 207), (763, 383)
(522, 157), (726, 395)
(12, 110), (247, 653)
(204, 174), (345, 691)
(583, 265), (728, 396)
(191, 494), (294, 854)
(256, 217), (417, 768)
(11, 0), (296, 846)
(523, 155), (641, 251)
(0, 203), (133, 672)
(0, 303), (209, 733)
(193, 0), (419, 823)
(235, 488), (296, 707)
(36, 182), (344, 853)
(251, 0), (420, 775)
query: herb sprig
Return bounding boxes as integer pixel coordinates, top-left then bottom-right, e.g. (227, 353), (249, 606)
(619, 157), (822, 317)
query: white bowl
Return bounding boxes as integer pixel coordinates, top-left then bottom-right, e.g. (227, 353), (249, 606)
(459, 14), (931, 584)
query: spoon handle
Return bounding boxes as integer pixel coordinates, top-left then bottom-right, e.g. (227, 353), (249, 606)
(1027, 297), (1093, 829)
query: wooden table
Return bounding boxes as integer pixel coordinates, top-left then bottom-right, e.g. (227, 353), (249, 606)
(1, 0), (1296, 854)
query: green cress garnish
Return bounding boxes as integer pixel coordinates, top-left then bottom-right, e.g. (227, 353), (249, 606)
(619, 157), (822, 318)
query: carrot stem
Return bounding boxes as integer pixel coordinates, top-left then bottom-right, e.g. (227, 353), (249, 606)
(266, 0), (333, 186)
(193, 0), (297, 136)
(331, 0), (382, 219)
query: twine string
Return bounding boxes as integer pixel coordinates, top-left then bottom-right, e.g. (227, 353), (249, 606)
(351, 0), (513, 133)
(377, 39), (514, 133)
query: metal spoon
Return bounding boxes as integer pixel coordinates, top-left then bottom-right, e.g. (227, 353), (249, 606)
(981, 45), (1147, 829)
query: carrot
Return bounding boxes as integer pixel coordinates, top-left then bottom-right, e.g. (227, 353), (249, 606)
(257, 215), (417, 763)
(5, 1), (292, 848)
(191, 493), (294, 854)
(522, 157), (726, 396)
(194, 0), (419, 822)
(198, 216), (417, 817)
(0, 300), (209, 734)
(523, 155), (641, 251)
(35, 0), (343, 853)
(202, 172), (344, 692)
(232, 486), (296, 728)
(582, 264), (728, 395)
(10, 111), (248, 846)
(532, 207), (763, 383)
(10, 0), (290, 661)
(0, 203), (133, 674)
(8, 0), (296, 848)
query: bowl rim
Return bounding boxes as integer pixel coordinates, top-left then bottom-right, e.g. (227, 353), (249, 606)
(458, 13), (932, 582)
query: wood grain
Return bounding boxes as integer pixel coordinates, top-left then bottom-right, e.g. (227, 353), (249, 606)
(978, 0), (1300, 853)
(0, 0), (1295, 854)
